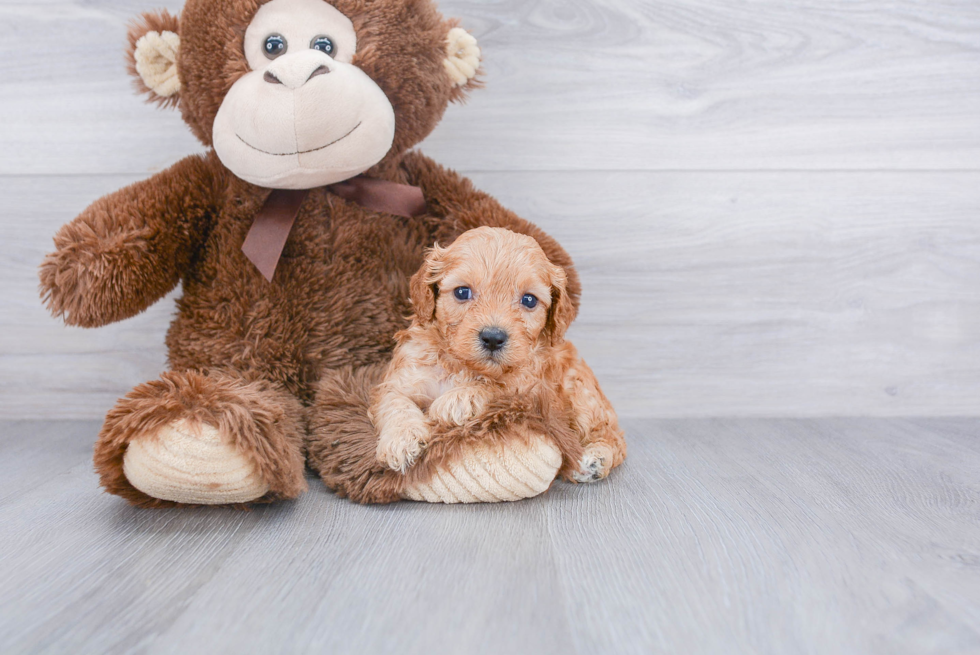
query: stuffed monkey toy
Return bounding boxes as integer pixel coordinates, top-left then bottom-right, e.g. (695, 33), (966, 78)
(40, 0), (618, 506)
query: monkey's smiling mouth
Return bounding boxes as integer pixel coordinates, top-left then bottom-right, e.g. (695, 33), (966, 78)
(236, 122), (362, 157)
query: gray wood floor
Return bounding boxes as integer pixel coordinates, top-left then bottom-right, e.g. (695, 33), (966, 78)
(1, 419), (978, 655)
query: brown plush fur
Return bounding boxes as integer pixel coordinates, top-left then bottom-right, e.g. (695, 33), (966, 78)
(39, 0), (582, 506)
(95, 369), (307, 507)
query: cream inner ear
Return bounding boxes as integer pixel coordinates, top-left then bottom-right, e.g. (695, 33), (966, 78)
(444, 27), (480, 87)
(135, 30), (181, 97)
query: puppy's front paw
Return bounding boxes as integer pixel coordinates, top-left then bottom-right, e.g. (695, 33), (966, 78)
(571, 444), (614, 483)
(428, 388), (486, 426)
(376, 420), (429, 473)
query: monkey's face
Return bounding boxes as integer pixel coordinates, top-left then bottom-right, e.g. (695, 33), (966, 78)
(212, 0), (395, 189)
(128, 0), (484, 190)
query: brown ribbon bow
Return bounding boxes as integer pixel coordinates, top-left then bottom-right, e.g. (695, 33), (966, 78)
(241, 175), (428, 282)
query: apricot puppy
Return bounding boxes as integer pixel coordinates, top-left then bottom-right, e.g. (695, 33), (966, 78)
(370, 227), (626, 484)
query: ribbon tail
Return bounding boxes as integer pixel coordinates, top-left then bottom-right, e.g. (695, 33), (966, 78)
(242, 189), (310, 282)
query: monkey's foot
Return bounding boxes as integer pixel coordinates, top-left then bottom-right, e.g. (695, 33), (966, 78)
(95, 370), (307, 507)
(402, 437), (562, 504)
(123, 419), (270, 505)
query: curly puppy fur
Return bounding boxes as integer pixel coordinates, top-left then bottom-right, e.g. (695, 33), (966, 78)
(39, 0), (581, 506)
(307, 229), (626, 503)
(370, 228), (625, 491)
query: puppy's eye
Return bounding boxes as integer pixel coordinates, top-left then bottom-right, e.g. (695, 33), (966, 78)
(264, 34), (287, 59)
(521, 293), (539, 309)
(311, 36), (336, 57)
(454, 286), (473, 301)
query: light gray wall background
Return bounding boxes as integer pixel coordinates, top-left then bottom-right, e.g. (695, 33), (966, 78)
(1, 0), (978, 419)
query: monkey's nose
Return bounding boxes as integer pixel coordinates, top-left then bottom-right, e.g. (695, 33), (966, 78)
(479, 327), (509, 353)
(264, 65), (330, 86)
(263, 52), (333, 89)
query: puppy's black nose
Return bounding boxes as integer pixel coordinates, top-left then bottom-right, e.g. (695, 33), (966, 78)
(479, 327), (508, 352)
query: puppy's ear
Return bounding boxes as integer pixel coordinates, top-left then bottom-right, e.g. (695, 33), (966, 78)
(544, 264), (576, 346)
(410, 244), (447, 325)
(127, 10), (182, 108)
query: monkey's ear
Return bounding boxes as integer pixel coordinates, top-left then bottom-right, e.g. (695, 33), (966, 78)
(410, 244), (449, 325)
(444, 25), (482, 102)
(127, 10), (181, 108)
(544, 264), (576, 346)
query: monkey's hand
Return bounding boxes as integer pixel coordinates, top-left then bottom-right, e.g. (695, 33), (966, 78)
(39, 155), (215, 328)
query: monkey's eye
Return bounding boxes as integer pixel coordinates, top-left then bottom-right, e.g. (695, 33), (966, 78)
(454, 287), (473, 301)
(311, 36), (336, 57)
(521, 294), (539, 309)
(264, 35), (287, 59)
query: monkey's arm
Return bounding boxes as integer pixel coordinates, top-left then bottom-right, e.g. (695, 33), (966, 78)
(403, 152), (582, 315)
(39, 154), (219, 328)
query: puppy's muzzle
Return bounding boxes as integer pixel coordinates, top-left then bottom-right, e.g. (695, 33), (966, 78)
(479, 327), (508, 353)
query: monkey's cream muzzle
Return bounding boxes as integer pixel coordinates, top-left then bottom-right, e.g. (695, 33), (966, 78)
(213, 50), (395, 190)
(211, 0), (395, 190)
